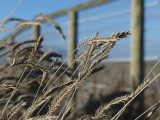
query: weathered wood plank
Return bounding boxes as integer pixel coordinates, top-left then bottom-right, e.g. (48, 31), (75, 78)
(130, 0), (144, 91)
(32, 25), (40, 40)
(68, 10), (77, 70)
(130, 0), (144, 118)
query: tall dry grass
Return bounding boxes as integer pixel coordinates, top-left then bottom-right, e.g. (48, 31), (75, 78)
(0, 14), (160, 120)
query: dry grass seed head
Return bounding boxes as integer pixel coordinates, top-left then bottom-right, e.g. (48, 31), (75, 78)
(29, 35), (44, 60)
(35, 13), (65, 40)
(6, 101), (26, 120)
(0, 27), (10, 31)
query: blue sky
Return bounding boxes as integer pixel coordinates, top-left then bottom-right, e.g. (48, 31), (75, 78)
(0, 0), (160, 61)
(0, 0), (91, 20)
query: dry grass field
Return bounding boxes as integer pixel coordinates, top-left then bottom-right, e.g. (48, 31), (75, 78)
(0, 14), (160, 120)
(76, 60), (160, 119)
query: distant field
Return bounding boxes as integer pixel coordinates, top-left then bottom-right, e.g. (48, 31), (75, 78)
(76, 60), (160, 119)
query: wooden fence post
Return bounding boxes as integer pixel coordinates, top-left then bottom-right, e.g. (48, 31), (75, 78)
(68, 10), (77, 117)
(68, 10), (77, 70)
(8, 37), (14, 43)
(130, 0), (144, 117)
(131, 0), (144, 91)
(32, 25), (40, 40)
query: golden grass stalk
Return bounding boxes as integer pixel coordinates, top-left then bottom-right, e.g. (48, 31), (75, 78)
(0, 27), (10, 31)
(135, 100), (160, 120)
(14, 21), (42, 28)
(6, 101), (26, 120)
(35, 13), (65, 40)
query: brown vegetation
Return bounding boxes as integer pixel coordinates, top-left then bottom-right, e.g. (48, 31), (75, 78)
(0, 14), (160, 120)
